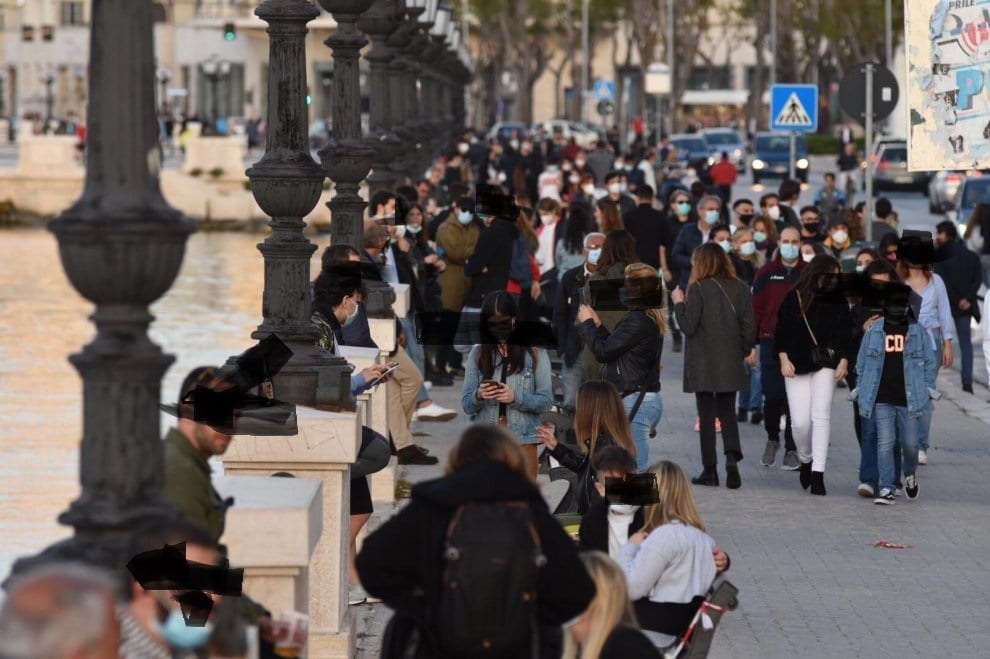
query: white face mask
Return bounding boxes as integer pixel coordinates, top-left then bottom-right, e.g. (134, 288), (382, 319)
(831, 230), (848, 244)
(406, 223), (423, 234)
(582, 184), (595, 195)
(610, 504), (638, 515)
(766, 205), (781, 221)
(608, 183), (622, 195)
(569, 174), (580, 184)
(575, 158), (586, 168)
(539, 213), (556, 225)
(802, 252), (815, 263)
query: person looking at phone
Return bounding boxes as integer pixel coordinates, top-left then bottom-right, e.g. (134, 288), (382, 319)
(577, 263), (665, 471)
(535, 380), (635, 514)
(461, 291), (553, 479)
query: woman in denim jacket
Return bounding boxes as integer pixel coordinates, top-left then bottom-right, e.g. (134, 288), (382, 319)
(851, 280), (939, 504)
(462, 291), (553, 478)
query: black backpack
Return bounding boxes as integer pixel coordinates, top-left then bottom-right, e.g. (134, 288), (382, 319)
(436, 501), (547, 657)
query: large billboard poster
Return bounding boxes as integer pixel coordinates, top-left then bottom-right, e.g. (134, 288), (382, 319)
(907, 1), (990, 171)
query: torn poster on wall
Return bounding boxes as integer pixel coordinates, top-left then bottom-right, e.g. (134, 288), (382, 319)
(907, 0), (990, 171)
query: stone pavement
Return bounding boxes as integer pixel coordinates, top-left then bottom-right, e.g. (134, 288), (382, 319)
(353, 341), (990, 657)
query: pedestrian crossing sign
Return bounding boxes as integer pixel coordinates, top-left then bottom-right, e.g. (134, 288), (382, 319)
(770, 84), (818, 132)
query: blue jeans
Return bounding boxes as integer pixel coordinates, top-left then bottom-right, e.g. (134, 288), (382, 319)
(859, 413), (901, 488)
(623, 391), (663, 471)
(955, 315), (974, 386)
(401, 314), (430, 405)
(738, 357), (763, 411)
(916, 327), (942, 451)
(875, 403), (918, 494)
(560, 361), (585, 411)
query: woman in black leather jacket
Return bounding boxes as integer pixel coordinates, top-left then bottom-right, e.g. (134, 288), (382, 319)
(535, 380), (636, 513)
(577, 263), (666, 471)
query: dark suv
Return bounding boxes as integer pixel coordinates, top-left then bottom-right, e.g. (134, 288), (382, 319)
(750, 132), (809, 184)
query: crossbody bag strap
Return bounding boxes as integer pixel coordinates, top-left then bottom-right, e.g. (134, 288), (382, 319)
(796, 291), (819, 346)
(498, 357), (509, 425)
(710, 278), (737, 316)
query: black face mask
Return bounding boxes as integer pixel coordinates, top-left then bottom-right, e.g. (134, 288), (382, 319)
(737, 213), (754, 226)
(802, 222), (820, 234)
(886, 305), (910, 325)
(488, 320), (514, 344)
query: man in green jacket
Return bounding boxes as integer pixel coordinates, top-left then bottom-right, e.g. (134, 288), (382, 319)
(163, 366), (273, 642)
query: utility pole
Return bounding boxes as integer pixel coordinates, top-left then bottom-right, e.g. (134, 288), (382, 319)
(769, 0), (777, 87)
(581, 0), (589, 122)
(885, 0), (893, 69)
(667, 0), (674, 135)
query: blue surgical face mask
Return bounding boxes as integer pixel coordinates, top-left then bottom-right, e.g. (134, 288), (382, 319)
(342, 297), (360, 327)
(780, 243), (800, 262)
(457, 210), (473, 225)
(155, 609), (214, 650)
(740, 241), (756, 256)
(587, 247), (602, 265)
(718, 240), (732, 253)
(676, 202), (692, 216)
(704, 209), (719, 225)
(753, 230), (768, 244)
(855, 264), (866, 273)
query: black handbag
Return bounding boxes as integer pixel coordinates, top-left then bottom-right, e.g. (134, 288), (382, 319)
(797, 291), (840, 369)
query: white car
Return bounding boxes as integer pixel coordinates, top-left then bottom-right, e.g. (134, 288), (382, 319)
(531, 119), (599, 148)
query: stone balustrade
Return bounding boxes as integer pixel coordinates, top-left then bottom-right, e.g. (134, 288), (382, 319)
(214, 475), (323, 630)
(221, 405), (361, 658)
(183, 135), (248, 182)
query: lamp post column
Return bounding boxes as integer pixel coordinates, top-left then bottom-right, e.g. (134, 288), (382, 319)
(358, 0), (403, 195)
(243, 0), (354, 409)
(7, 0), (196, 583)
(318, 0), (376, 250)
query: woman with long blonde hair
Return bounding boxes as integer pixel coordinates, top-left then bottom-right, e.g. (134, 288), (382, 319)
(618, 461), (724, 640)
(578, 262), (667, 470)
(672, 244), (756, 488)
(563, 551), (658, 659)
(536, 380), (635, 513)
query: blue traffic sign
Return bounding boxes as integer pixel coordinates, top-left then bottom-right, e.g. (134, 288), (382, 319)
(770, 84), (818, 132)
(593, 80), (615, 102)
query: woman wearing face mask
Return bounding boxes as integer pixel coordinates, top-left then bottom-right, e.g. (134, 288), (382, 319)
(730, 228), (764, 425)
(570, 172), (598, 206)
(751, 216), (778, 262)
(671, 244), (756, 487)
(461, 291), (553, 478)
(823, 217), (861, 271)
(774, 254), (854, 495)
(557, 202), (596, 281)
(536, 380), (636, 514)
(799, 240), (823, 264)
(581, 229), (640, 334)
(536, 197), (563, 276)
(435, 196), (481, 378)
(708, 224), (733, 256)
(578, 262), (666, 471)
(405, 202), (448, 383)
(507, 206), (543, 322)
(878, 233), (899, 265)
(562, 551), (659, 659)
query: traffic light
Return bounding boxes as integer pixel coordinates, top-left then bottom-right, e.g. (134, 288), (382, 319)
(223, 22), (236, 41)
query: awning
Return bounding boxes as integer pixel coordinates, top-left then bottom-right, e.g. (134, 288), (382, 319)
(680, 89), (750, 106)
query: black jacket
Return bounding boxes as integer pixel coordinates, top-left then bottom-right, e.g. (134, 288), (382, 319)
(465, 217), (516, 308)
(356, 460), (595, 659)
(548, 432), (616, 515)
(623, 203), (667, 269)
(774, 289), (854, 375)
(935, 239), (983, 320)
(600, 626), (661, 658)
(554, 264), (590, 367)
(579, 310), (662, 395)
(578, 498), (645, 553)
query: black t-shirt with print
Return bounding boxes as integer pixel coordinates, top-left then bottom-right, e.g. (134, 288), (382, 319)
(876, 320), (908, 407)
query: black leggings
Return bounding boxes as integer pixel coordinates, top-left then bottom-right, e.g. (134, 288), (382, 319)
(696, 392), (742, 467)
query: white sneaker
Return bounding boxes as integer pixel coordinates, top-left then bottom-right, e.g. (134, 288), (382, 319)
(424, 380), (432, 390)
(857, 483), (875, 498)
(413, 402), (457, 422)
(918, 450), (928, 465)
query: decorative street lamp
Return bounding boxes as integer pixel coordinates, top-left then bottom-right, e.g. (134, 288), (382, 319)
(317, 0), (376, 252)
(241, 0), (355, 410)
(201, 54), (231, 131)
(6, 0), (196, 583)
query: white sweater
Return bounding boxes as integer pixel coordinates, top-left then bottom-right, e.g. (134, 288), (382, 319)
(618, 520), (716, 604)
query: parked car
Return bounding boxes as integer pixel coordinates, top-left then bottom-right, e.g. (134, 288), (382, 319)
(946, 173), (990, 227)
(928, 170), (966, 213)
(667, 134), (712, 177)
(700, 127), (747, 169)
(750, 132), (809, 184)
(486, 121), (529, 144)
(531, 119), (599, 148)
(873, 143), (929, 193)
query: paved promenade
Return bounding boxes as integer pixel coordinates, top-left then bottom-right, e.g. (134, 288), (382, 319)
(353, 340), (990, 657)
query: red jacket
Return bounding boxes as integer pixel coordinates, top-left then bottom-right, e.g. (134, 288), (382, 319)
(752, 256), (805, 341)
(709, 160), (738, 186)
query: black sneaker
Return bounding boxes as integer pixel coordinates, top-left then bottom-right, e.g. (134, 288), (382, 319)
(737, 409), (748, 422)
(448, 366), (466, 378)
(874, 489), (895, 505)
(904, 474), (919, 500)
(397, 445), (439, 465)
(750, 410), (763, 425)
(963, 381), (974, 394)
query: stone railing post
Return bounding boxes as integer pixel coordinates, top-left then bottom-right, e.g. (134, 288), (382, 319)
(358, 0), (403, 195)
(5, 0), (196, 583)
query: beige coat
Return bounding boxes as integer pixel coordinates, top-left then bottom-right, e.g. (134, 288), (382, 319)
(436, 213), (480, 311)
